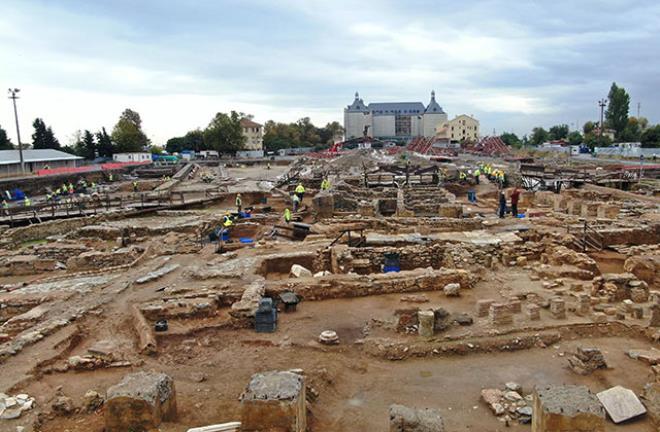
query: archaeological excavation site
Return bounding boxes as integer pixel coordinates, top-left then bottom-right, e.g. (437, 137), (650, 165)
(0, 149), (659, 432)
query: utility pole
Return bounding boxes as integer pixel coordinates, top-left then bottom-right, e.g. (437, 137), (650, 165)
(8, 88), (24, 173)
(598, 99), (607, 148)
(637, 102), (641, 118)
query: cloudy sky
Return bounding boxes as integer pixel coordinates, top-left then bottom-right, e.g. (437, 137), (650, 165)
(1, 0), (659, 145)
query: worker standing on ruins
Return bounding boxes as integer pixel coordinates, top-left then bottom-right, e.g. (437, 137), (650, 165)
(24, 195), (32, 207)
(295, 182), (306, 203)
(284, 208), (292, 224)
(510, 187), (520, 218)
(2, 199), (8, 216)
(474, 167), (481, 184)
(498, 191), (506, 218)
(132, 180), (139, 193)
(236, 193), (242, 213)
(292, 193), (301, 212)
(320, 177), (330, 191)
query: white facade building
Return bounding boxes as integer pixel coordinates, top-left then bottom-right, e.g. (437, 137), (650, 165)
(112, 152), (152, 163)
(343, 91), (448, 140)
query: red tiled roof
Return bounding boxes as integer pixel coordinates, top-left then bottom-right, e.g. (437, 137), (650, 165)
(240, 118), (262, 128)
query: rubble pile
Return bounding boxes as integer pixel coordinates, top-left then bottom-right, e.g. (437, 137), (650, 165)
(481, 383), (533, 425)
(567, 347), (608, 375)
(0, 393), (35, 420)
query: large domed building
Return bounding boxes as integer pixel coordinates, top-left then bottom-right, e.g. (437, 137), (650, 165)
(343, 91), (448, 140)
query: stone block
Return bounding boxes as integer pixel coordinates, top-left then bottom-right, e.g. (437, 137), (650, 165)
(596, 204), (619, 219)
(567, 199), (583, 215)
(592, 312), (607, 323)
(105, 372), (177, 432)
(438, 204), (462, 218)
(289, 264), (313, 278)
(552, 195), (569, 211)
(550, 297), (566, 319)
(389, 404), (445, 432)
(641, 382), (660, 427)
(476, 299), (495, 317)
(532, 385), (605, 432)
(241, 371), (306, 432)
(651, 305), (660, 327)
(576, 294), (591, 316)
(580, 202), (599, 218)
(526, 304), (541, 321)
(418, 310), (435, 338)
(443, 283), (460, 297)
(358, 202), (376, 216)
(489, 303), (513, 326)
(312, 192), (334, 218)
(508, 299), (522, 314)
(596, 386), (646, 424)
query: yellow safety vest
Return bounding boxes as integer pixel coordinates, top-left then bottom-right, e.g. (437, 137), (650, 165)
(295, 184), (305, 194)
(284, 208), (292, 221)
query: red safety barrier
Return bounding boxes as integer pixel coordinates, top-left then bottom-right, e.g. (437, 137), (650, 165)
(35, 161), (151, 176)
(100, 161), (151, 170)
(35, 165), (97, 176)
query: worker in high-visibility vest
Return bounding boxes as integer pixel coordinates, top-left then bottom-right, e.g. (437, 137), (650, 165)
(295, 183), (305, 203)
(235, 193), (242, 213)
(320, 178), (330, 191)
(24, 196), (31, 207)
(222, 213), (233, 228)
(292, 193), (301, 212)
(132, 181), (139, 193)
(284, 208), (292, 224)
(108, 173), (114, 182)
(474, 167), (481, 184)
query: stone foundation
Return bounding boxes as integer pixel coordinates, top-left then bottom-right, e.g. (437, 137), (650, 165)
(389, 404), (445, 432)
(532, 385), (605, 432)
(241, 371), (306, 432)
(105, 372), (177, 432)
(268, 268), (473, 301)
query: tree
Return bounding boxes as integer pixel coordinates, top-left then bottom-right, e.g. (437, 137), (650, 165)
(583, 121), (597, 135)
(96, 127), (114, 158)
(149, 145), (164, 154)
(111, 108), (149, 153)
(548, 124), (569, 140)
(641, 125), (660, 148)
(500, 132), (521, 148)
(583, 133), (612, 149)
(264, 121), (299, 151)
(76, 130), (96, 160)
(530, 127), (549, 146)
(166, 129), (205, 153)
(203, 111), (245, 154)
(619, 117), (642, 143)
(32, 118), (61, 149)
(318, 121), (344, 145)
(605, 82), (630, 140)
(0, 124), (13, 150)
(567, 131), (583, 146)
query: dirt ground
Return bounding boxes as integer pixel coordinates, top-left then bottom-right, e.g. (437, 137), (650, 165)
(1, 154), (658, 432)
